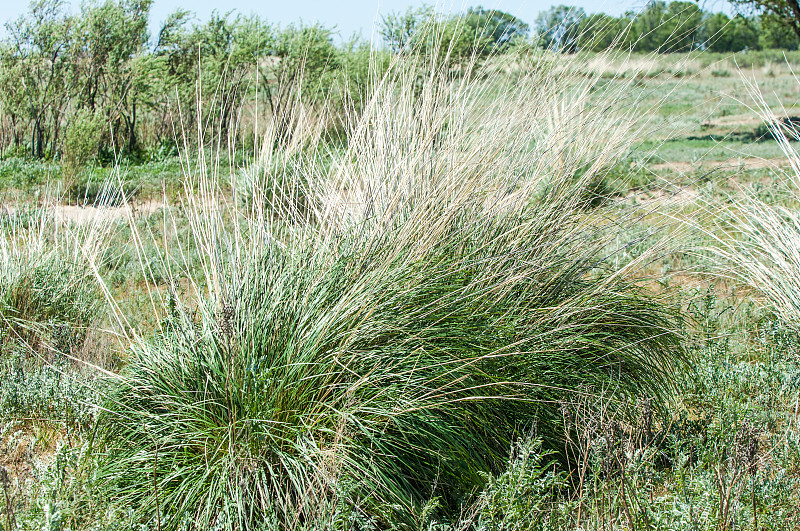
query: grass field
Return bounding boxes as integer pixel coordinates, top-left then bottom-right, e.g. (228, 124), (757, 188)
(1, 49), (800, 530)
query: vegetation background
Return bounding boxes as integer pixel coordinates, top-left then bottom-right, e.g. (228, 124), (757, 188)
(1, 1), (800, 530)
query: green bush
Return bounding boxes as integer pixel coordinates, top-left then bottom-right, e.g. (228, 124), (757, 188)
(0, 157), (59, 188)
(475, 436), (568, 529)
(62, 109), (104, 175)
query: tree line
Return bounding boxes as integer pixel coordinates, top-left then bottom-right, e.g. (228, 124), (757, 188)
(536, 1), (797, 53)
(0, 0), (796, 163)
(0, 0), (372, 164)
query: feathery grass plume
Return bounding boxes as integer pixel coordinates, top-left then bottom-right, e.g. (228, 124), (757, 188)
(93, 36), (686, 529)
(701, 70), (800, 330)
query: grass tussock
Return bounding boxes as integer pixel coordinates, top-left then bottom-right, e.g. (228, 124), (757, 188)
(0, 203), (107, 361)
(705, 71), (800, 333)
(89, 48), (688, 530)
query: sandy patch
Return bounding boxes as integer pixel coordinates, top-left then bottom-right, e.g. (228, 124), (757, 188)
(52, 200), (164, 224)
(627, 186), (699, 208)
(706, 114), (762, 128)
(1, 200), (164, 225)
(650, 157), (791, 174)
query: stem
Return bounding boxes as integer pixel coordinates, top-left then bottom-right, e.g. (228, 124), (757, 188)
(752, 472), (757, 531)
(154, 439), (162, 531)
(620, 467), (635, 531)
(0, 467), (16, 531)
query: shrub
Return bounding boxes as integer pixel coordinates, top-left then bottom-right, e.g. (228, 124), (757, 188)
(474, 436), (568, 529)
(62, 109), (104, 176)
(0, 157), (59, 188)
(752, 116), (800, 141)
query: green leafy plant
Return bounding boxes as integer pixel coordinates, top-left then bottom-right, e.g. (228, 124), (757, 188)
(61, 109), (104, 176)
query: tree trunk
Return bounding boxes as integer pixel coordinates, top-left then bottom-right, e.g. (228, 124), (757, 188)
(11, 115), (20, 148)
(126, 101), (138, 154)
(52, 109), (62, 157)
(31, 119), (44, 158)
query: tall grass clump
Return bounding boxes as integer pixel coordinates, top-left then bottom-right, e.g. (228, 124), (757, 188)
(0, 199), (108, 487)
(93, 41), (686, 529)
(705, 72), (800, 331)
(0, 203), (106, 359)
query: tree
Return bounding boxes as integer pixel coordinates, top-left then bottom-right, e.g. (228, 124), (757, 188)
(379, 6), (434, 53)
(74, 0), (152, 155)
(759, 12), (800, 48)
(577, 13), (628, 51)
(535, 5), (586, 52)
(151, 9), (201, 142)
(196, 13), (270, 141)
(0, 0), (75, 158)
(463, 6), (530, 52)
(153, 11), (272, 147)
(731, 0), (800, 40)
(629, 1), (704, 52)
(260, 24), (338, 142)
(703, 13), (760, 51)
(379, 6), (504, 69)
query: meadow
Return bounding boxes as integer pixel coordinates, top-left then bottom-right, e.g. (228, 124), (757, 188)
(1, 45), (800, 530)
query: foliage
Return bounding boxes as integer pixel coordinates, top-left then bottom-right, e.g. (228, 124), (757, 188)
(535, 5), (586, 52)
(380, 7), (486, 68)
(631, 1), (705, 52)
(759, 12), (800, 48)
(74, 0), (152, 156)
(2, 2), (800, 163)
(464, 6), (530, 51)
(731, 0), (800, 39)
(380, 6), (528, 58)
(261, 23), (339, 141)
(0, 157), (58, 188)
(62, 108), (104, 174)
(704, 13), (761, 51)
(152, 10), (273, 145)
(577, 14), (630, 52)
(379, 6), (433, 53)
(534, 1), (780, 54)
(0, 3), (384, 162)
(0, 0), (76, 158)
(474, 437), (567, 529)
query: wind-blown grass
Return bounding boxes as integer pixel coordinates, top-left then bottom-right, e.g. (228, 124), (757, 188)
(704, 71), (800, 332)
(93, 47), (686, 529)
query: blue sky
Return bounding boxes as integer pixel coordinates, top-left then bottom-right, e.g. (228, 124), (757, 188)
(1, 0), (734, 41)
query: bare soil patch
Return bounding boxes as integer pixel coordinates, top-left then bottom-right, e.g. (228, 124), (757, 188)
(53, 200), (163, 224)
(627, 186), (700, 208)
(650, 157), (791, 173)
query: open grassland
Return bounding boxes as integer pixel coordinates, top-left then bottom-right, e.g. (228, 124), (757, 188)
(1, 49), (800, 530)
